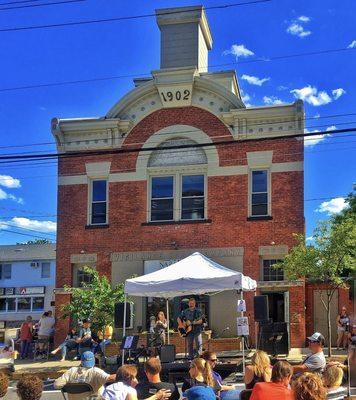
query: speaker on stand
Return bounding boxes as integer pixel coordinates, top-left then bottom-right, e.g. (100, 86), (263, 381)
(114, 302), (132, 328)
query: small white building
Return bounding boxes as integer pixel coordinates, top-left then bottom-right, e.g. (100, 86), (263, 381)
(0, 244), (56, 331)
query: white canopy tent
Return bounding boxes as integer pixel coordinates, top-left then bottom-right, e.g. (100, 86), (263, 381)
(122, 252), (257, 369)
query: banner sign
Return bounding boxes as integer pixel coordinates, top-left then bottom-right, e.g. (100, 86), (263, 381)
(15, 287), (45, 295)
(237, 316), (249, 336)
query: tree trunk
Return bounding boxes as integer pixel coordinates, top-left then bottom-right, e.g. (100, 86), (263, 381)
(327, 297), (332, 357)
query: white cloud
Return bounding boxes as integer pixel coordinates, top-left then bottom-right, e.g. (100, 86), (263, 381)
(223, 44), (254, 59)
(315, 197), (348, 215)
(0, 217), (57, 233)
(241, 74), (270, 86)
(314, 113), (320, 119)
(263, 96), (283, 105)
(277, 85), (289, 91)
(0, 188), (23, 204)
(298, 15), (310, 22)
(326, 125), (336, 131)
(348, 40), (356, 48)
(332, 88), (346, 100)
(303, 128), (327, 147)
(0, 175), (21, 189)
(306, 236), (314, 242)
(240, 90), (253, 107)
(287, 23), (311, 38)
(290, 85), (332, 106)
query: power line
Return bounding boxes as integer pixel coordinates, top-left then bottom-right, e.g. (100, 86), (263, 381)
(0, 0), (271, 32)
(0, 228), (55, 240)
(0, 47), (354, 92)
(0, 127), (355, 164)
(0, 0), (53, 6)
(0, 222), (56, 236)
(0, 0), (85, 11)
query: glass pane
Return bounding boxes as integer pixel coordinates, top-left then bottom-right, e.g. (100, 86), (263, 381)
(92, 180), (107, 202)
(3, 264), (11, 279)
(41, 262), (50, 278)
(17, 297), (31, 311)
(151, 199), (174, 221)
(252, 193), (268, 205)
(0, 299), (5, 311)
(181, 197), (205, 220)
(32, 297), (44, 311)
(252, 204), (268, 216)
(252, 170), (267, 192)
(151, 176), (173, 198)
(7, 298), (16, 311)
(91, 202), (107, 224)
(182, 175), (204, 197)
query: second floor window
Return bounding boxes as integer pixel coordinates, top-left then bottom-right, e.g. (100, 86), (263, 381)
(90, 180), (107, 225)
(0, 264), (11, 280)
(262, 259), (284, 281)
(150, 174), (205, 222)
(251, 170), (269, 216)
(41, 262), (50, 278)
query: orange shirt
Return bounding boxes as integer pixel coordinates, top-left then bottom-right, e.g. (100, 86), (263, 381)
(250, 382), (294, 400)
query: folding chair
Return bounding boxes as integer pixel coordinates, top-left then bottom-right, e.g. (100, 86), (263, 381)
(33, 338), (50, 360)
(61, 382), (94, 400)
(240, 389), (253, 400)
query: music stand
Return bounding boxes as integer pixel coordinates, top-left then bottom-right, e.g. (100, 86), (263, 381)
(120, 335), (139, 363)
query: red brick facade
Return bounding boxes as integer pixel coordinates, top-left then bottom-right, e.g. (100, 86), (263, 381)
(55, 106), (306, 348)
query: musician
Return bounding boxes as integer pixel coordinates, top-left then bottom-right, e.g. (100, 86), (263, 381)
(155, 311), (168, 345)
(177, 298), (203, 359)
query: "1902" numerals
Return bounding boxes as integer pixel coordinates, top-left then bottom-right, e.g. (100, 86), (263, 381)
(161, 89), (191, 102)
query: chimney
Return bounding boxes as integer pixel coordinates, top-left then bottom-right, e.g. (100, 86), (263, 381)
(155, 5), (212, 72)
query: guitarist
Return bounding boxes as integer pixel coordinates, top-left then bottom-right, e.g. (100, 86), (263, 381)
(177, 298), (203, 359)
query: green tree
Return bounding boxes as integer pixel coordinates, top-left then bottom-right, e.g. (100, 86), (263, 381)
(276, 218), (355, 356)
(61, 266), (125, 334)
(333, 188), (356, 225)
(16, 239), (53, 245)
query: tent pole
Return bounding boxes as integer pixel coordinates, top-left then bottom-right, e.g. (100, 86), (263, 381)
(166, 299), (170, 344)
(240, 291), (245, 375)
(122, 294), (127, 366)
(254, 290), (258, 351)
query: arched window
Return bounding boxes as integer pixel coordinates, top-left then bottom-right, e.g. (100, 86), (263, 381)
(148, 138), (207, 222)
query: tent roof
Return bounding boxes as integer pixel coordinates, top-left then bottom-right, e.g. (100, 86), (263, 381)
(124, 252), (257, 297)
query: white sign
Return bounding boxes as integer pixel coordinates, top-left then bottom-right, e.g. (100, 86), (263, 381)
(15, 286), (45, 295)
(237, 317), (249, 336)
(237, 299), (246, 313)
(157, 85), (193, 108)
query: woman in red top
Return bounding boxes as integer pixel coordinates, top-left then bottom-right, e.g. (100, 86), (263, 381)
(20, 316), (33, 359)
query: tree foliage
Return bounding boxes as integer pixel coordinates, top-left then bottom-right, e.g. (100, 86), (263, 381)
(61, 266), (125, 333)
(16, 239), (53, 245)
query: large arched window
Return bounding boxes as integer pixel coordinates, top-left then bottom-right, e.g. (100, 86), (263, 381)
(147, 137), (208, 222)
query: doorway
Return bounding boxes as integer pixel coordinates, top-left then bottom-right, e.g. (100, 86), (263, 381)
(264, 292), (285, 322)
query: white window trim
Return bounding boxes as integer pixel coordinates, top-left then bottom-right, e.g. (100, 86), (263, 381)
(148, 168), (207, 222)
(248, 168), (271, 217)
(0, 296), (45, 313)
(88, 178), (109, 226)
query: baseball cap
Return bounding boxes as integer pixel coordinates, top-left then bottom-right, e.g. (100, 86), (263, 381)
(307, 332), (325, 345)
(81, 351), (95, 368)
(183, 386), (216, 400)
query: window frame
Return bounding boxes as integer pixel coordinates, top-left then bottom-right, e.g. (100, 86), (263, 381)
(261, 259), (284, 282)
(249, 169), (271, 217)
(41, 262), (51, 278)
(0, 296), (45, 313)
(0, 264), (12, 280)
(88, 178), (109, 226)
(148, 169), (207, 222)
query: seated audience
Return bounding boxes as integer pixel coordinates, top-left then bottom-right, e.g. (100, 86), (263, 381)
(51, 328), (79, 361)
(243, 350), (272, 389)
(202, 351), (239, 398)
(17, 376), (43, 400)
(0, 372), (9, 399)
(182, 358), (220, 394)
(323, 365), (348, 400)
(97, 325), (113, 354)
(102, 364), (170, 400)
(293, 372), (326, 400)
(136, 357), (179, 400)
(54, 351), (115, 399)
(78, 319), (93, 353)
(183, 386), (216, 400)
(293, 332), (326, 374)
(250, 360), (294, 400)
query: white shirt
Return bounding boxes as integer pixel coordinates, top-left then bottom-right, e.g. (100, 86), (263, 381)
(38, 316), (55, 336)
(102, 382), (137, 400)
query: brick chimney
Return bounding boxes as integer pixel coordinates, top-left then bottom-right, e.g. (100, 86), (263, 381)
(155, 5), (212, 72)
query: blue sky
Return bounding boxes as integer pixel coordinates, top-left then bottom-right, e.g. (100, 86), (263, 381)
(0, 0), (355, 244)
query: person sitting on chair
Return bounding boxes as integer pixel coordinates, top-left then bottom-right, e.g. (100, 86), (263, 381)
(54, 351), (116, 399)
(182, 358), (220, 395)
(244, 350), (272, 389)
(136, 357), (179, 400)
(250, 361), (294, 400)
(0, 372), (9, 400)
(293, 332), (326, 375)
(17, 376), (43, 400)
(78, 319), (93, 354)
(102, 364), (171, 400)
(51, 327), (79, 361)
(323, 365), (348, 400)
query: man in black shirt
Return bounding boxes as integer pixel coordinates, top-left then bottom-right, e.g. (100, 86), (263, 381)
(136, 357), (179, 400)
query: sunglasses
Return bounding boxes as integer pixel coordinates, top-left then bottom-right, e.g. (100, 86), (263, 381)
(210, 359), (218, 362)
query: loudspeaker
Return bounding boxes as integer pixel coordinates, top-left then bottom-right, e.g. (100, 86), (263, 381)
(254, 295), (269, 322)
(259, 322), (289, 355)
(160, 344), (176, 363)
(114, 303), (132, 328)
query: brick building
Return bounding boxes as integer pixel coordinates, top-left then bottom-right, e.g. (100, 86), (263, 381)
(52, 6), (308, 348)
